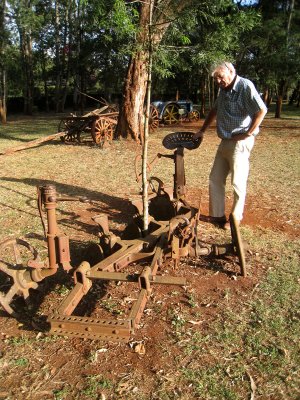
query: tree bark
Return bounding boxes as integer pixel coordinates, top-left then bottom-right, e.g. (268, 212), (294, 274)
(0, 0), (6, 123)
(116, 2), (150, 142)
(116, 0), (193, 142)
(275, 80), (286, 118)
(21, 32), (34, 115)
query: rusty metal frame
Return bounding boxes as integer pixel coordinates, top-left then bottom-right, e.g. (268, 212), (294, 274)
(49, 230), (187, 342)
(0, 133), (247, 342)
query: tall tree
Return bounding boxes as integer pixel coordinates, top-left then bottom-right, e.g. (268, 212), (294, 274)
(116, 0), (194, 142)
(241, 0), (300, 117)
(0, 0), (7, 123)
(9, 0), (41, 114)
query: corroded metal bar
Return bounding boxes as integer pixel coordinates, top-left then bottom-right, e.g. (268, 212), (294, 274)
(56, 282), (87, 316)
(128, 288), (149, 331)
(42, 185), (59, 269)
(91, 221), (168, 272)
(49, 315), (131, 342)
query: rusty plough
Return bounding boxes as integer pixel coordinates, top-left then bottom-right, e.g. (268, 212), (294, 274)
(0, 132), (246, 341)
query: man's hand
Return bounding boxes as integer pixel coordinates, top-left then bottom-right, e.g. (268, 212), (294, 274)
(231, 132), (251, 141)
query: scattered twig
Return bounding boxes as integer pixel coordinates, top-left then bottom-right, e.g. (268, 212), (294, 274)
(245, 369), (257, 400)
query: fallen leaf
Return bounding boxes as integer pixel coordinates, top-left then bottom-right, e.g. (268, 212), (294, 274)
(188, 320), (203, 325)
(134, 343), (146, 355)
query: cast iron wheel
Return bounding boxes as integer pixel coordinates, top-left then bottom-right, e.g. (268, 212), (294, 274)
(162, 103), (180, 125)
(0, 238), (40, 316)
(188, 110), (200, 121)
(229, 214), (247, 276)
(58, 118), (81, 143)
(92, 117), (115, 146)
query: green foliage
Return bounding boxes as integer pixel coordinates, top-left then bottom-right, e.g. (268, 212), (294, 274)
(13, 357), (29, 367)
(81, 374), (113, 398)
(2, 0), (299, 112)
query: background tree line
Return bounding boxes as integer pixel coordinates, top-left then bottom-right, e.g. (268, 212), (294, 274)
(0, 0), (299, 138)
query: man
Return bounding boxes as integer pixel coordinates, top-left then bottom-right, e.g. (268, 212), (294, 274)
(194, 62), (267, 229)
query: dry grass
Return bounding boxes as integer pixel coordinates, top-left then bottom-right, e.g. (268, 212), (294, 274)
(0, 107), (299, 400)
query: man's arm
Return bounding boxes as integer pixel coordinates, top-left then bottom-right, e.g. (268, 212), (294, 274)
(231, 108), (267, 141)
(193, 108), (217, 139)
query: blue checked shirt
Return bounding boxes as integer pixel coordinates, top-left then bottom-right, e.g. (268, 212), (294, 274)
(214, 75), (267, 139)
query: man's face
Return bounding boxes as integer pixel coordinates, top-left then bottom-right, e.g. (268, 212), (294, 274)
(213, 67), (234, 89)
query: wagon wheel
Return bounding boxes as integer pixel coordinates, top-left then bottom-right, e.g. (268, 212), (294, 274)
(229, 214), (247, 277)
(149, 105), (159, 131)
(188, 110), (201, 121)
(58, 118), (81, 143)
(0, 238), (40, 316)
(163, 103), (180, 125)
(92, 117), (115, 146)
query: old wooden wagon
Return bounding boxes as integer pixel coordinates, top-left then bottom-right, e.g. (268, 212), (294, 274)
(58, 106), (119, 146)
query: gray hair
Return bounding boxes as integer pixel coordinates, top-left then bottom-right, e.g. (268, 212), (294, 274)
(211, 62), (236, 76)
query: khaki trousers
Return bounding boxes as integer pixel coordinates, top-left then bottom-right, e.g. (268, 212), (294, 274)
(209, 135), (255, 221)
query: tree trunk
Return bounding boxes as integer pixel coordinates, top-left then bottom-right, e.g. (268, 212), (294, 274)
(116, 1), (151, 142)
(0, 72), (6, 123)
(116, 0), (193, 142)
(199, 78), (206, 118)
(117, 53), (148, 141)
(275, 80), (286, 118)
(20, 29), (34, 115)
(275, 95), (283, 118)
(0, 0), (6, 123)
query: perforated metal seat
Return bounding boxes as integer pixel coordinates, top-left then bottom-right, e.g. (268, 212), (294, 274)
(162, 131), (202, 150)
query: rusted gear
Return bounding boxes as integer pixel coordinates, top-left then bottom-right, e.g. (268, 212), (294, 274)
(0, 238), (40, 316)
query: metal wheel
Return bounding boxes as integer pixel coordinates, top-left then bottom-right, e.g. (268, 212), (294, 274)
(92, 117), (115, 146)
(58, 118), (81, 143)
(229, 214), (247, 276)
(188, 110), (200, 121)
(149, 105), (159, 131)
(0, 238), (40, 316)
(162, 103), (180, 125)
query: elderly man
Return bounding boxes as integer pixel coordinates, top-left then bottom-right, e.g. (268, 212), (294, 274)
(194, 62), (267, 229)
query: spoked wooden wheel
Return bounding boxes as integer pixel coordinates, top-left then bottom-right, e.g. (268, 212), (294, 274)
(92, 117), (115, 146)
(0, 238), (40, 316)
(149, 105), (159, 131)
(229, 214), (247, 276)
(58, 118), (81, 143)
(163, 103), (180, 125)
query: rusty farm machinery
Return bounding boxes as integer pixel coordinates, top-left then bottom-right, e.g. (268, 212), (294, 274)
(0, 131), (246, 342)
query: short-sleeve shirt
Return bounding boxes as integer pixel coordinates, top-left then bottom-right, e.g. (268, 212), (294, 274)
(214, 75), (267, 139)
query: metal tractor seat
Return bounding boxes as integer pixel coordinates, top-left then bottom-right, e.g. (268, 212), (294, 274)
(162, 131), (202, 150)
